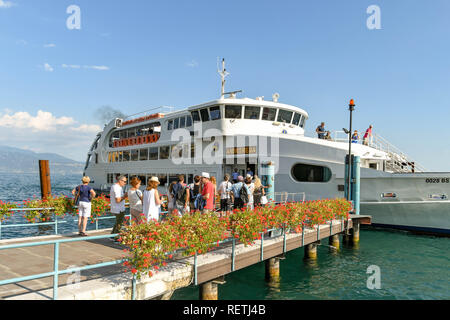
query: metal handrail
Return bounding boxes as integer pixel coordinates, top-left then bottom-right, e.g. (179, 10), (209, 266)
(0, 233), (125, 300)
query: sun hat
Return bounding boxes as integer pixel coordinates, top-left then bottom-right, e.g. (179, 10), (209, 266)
(149, 176), (160, 184)
(201, 172), (210, 179)
(246, 174), (252, 179)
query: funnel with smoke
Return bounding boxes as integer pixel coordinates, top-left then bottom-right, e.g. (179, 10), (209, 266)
(95, 106), (127, 125)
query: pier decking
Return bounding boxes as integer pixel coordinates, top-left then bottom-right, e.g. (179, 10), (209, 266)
(0, 215), (370, 300)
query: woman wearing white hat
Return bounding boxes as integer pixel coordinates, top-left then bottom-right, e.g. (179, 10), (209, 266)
(142, 176), (162, 222)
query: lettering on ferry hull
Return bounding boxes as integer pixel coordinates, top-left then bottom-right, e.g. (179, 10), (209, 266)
(425, 178), (450, 183)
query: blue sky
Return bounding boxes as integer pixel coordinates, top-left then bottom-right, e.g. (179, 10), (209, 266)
(0, 0), (449, 170)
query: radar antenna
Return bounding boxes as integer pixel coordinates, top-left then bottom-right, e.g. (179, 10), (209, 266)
(217, 58), (230, 99)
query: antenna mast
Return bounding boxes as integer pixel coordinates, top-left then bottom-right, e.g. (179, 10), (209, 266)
(218, 58), (229, 99)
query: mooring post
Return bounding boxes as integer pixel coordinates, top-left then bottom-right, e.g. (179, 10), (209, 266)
(265, 257), (280, 282)
(352, 156), (361, 216)
(39, 160), (51, 200)
(261, 161), (275, 204)
(304, 243), (318, 260)
(352, 220), (360, 244)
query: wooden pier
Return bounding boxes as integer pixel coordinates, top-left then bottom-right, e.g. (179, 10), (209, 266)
(0, 215), (371, 300)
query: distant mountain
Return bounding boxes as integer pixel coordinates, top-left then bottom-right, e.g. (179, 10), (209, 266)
(0, 146), (84, 174)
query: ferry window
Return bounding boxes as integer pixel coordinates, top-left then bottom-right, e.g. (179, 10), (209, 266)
(277, 109), (293, 123)
(122, 151), (130, 162)
(262, 107), (277, 121)
(131, 149), (139, 161)
(244, 106), (261, 120)
(291, 163), (332, 183)
(225, 105), (242, 119)
(191, 110), (201, 123)
(300, 116), (306, 128)
(292, 113), (301, 126)
(167, 120), (173, 131)
(187, 174), (194, 184)
(119, 131), (126, 139)
(159, 146), (170, 160)
(186, 115), (192, 127)
(158, 174), (168, 186)
(148, 147), (158, 160)
(180, 116), (186, 128)
(200, 108), (210, 122)
(174, 118), (179, 129)
(210, 106), (221, 120)
(128, 129), (136, 138)
(191, 143), (195, 159)
(139, 148), (148, 161)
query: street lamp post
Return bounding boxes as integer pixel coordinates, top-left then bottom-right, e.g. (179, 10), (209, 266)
(347, 99), (355, 201)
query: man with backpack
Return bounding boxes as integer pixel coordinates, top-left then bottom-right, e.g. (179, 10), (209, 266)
(188, 175), (202, 212)
(231, 175), (249, 210)
(172, 174), (190, 216)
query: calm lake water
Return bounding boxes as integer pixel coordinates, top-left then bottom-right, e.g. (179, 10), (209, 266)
(1, 173), (449, 300)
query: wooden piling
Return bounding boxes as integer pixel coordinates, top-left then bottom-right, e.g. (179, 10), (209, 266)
(329, 234), (340, 251)
(352, 221), (360, 244)
(265, 257), (280, 282)
(39, 160), (51, 200)
(199, 281), (218, 300)
(304, 243), (318, 260)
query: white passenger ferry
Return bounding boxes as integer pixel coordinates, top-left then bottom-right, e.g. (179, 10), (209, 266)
(84, 61), (450, 235)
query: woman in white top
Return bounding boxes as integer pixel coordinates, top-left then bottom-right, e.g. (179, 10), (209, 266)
(245, 175), (255, 210)
(128, 177), (143, 224)
(142, 176), (162, 222)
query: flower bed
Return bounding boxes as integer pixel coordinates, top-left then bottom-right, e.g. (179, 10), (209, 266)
(0, 194), (111, 223)
(119, 198), (352, 279)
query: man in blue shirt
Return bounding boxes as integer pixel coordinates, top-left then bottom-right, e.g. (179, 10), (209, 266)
(316, 122), (326, 139)
(231, 168), (239, 183)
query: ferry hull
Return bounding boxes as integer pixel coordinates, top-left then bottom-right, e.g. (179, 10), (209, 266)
(361, 201), (450, 235)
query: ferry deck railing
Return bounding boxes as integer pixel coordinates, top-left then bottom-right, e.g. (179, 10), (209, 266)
(312, 130), (426, 173)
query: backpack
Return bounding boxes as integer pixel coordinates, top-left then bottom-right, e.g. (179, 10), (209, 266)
(189, 183), (199, 202)
(239, 184), (249, 203)
(173, 183), (187, 206)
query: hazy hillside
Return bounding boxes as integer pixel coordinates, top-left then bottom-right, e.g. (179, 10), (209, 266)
(0, 146), (84, 174)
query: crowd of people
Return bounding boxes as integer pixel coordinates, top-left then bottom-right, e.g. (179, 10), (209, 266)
(72, 169), (267, 240)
